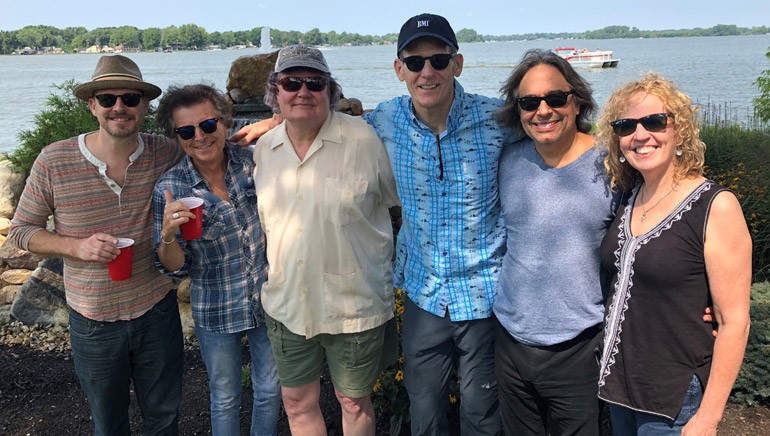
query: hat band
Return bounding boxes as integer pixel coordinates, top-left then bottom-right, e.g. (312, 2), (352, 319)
(91, 73), (143, 82)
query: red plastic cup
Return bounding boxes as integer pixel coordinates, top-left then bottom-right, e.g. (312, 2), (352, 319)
(107, 238), (134, 281)
(179, 197), (204, 240)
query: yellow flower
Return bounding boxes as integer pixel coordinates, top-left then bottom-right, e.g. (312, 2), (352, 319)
(396, 289), (404, 296)
(449, 394), (458, 404)
(395, 370), (404, 382)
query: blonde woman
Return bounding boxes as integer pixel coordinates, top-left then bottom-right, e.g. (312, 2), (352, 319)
(596, 72), (751, 436)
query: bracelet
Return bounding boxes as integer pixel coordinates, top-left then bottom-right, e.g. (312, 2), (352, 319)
(161, 235), (176, 245)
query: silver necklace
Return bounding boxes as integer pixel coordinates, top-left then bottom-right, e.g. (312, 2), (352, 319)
(639, 183), (677, 223)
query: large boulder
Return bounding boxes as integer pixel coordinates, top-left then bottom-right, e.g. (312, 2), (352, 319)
(226, 51), (279, 105)
(11, 258), (68, 327)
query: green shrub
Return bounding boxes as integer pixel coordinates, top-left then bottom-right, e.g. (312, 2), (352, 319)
(754, 46), (770, 123)
(7, 80), (162, 177)
(702, 122), (770, 281)
(731, 281), (770, 406)
(371, 289), (410, 435)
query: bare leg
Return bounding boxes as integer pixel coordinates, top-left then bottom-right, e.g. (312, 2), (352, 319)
(335, 390), (375, 436)
(282, 381), (327, 436)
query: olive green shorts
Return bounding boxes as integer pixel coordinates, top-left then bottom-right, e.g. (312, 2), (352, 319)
(264, 314), (387, 398)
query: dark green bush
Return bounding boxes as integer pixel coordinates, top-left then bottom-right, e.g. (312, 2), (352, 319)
(6, 80), (162, 177)
(755, 46), (770, 123)
(702, 122), (770, 281)
(731, 282), (770, 406)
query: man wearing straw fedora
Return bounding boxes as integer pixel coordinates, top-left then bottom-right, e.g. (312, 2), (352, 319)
(8, 54), (186, 435)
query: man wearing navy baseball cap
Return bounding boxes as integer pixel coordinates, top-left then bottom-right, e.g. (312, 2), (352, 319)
(366, 13), (506, 436)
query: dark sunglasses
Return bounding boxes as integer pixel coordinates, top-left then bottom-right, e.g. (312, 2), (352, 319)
(174, 118), (219, 140)
(277, 76), (328, 93)
(400, 53), (457, 72)
(610, 113), (673, 137)
(94, 93), (143, 108)
(516, 90), (575, 112)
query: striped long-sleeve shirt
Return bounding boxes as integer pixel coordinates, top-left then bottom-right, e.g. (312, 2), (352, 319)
(8, 133), (184, 321)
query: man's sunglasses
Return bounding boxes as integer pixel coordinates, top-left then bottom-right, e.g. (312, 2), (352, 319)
(277, 76), (328, 93)
(174, 118), (219, 140)
(516, 90), (575, 112)
(94, 93), (143, 108)
(400, 53), (457, 72)
(610, 113), (673, 137)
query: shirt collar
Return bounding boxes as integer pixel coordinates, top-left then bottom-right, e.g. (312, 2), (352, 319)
(268, 111), (341, 151)
(78, 132), (145, 167)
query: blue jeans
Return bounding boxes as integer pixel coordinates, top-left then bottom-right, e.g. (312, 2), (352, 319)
(609, 374), (704, 435)
(69, 290), (184, 436)
(402, 296), (500, 436)
(195, 322), (281, 436)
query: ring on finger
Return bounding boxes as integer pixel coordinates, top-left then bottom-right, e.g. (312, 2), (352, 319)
(172, 212), (179, 219)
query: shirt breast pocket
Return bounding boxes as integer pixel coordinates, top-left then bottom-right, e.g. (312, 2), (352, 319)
(324, 178), (371, 227)
(201, 206), (225, 241)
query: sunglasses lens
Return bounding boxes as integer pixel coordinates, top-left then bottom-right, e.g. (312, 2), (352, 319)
(517, 97), (541, 112)
(544, 93), (569, 108)
(304, 78), (327, 92)
(429, 54), (452, 70)
(200, 118), (218, 134)
(279, 77), (302, 92)
(176, 126), (195, 140)
(641, 114), (668, 132)
(611, 119), (635, 137)
(120, 93), (142, 107)
(403, 56), (426, 72)
(95, 94), (118, 108)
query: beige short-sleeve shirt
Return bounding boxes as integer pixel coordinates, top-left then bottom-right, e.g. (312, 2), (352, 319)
(254, 111), (399, 338)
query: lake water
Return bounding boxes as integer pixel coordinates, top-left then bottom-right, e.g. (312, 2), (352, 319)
(0, 34), (768, 152)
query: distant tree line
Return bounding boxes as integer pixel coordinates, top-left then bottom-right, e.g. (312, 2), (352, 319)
(486, 24), (769, 41)
(0, 24), (402, 54)
(0, 23), (766, 54)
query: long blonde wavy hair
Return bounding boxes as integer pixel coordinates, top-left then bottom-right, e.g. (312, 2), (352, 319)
(597, 72), (706, 192)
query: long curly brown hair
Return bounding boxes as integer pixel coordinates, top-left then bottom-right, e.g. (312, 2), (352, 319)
(597, 72), (705, 192)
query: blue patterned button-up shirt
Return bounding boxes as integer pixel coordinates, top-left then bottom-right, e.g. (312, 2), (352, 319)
(365, 81), (507, 321)
(152, 144), (267, 333)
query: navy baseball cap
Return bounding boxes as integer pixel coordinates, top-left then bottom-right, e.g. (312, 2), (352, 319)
(397, 13), (459, 56)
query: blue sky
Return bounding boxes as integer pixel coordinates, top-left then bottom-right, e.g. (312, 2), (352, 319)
(1, 0), (768, 35)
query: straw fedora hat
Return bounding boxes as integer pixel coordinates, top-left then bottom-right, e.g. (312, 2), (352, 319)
(73, 55), (162, 101)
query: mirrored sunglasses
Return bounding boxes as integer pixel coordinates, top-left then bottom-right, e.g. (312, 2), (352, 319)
(610, 113), (673, 137)
(174, 118), (219, 140)
(277, 76), (328, 93)
(400, 53), (456, 72)
(94, 93), (143, 108)
(516, 90), (575, 112)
